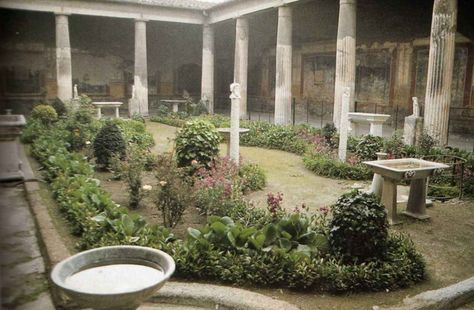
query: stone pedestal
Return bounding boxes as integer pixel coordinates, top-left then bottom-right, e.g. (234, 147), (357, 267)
(423, 0), (457, 145)
(369, 152), (388, 197)
(274, 6), (293, 125)
(55, 13), (72, 102)
(403, 178), (430, 220)
(233, 18), (248, 119)
(333, 0), (356, 129)
(217, 128), (249, 157)
(0, 115), (26, 181)
(229, 83), (241, 165)
(201, 24), (215, 114)
(133, 19), (149, 117)
(338, 87), (350, 161)
(403, 116), (423, 145)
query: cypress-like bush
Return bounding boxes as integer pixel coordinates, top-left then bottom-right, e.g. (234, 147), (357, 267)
(93, 122), (126, 168)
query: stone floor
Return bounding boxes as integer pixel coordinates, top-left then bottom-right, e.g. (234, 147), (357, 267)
(0, 182), (54, 309)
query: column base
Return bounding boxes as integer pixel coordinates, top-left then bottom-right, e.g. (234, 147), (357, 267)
(402, 210), (431, 220)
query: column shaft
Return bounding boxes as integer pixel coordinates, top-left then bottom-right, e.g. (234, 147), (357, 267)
(134, 19), (149, 117)
(201, 24), (215, 114)
(55, 14), (72, 102)
(333, 0), (356, 129)
(274, 6), (293, 125)
(233, 18), (249, 118)
(423, 0), (457, 146)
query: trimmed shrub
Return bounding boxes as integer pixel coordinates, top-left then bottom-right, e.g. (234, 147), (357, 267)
(31, 104), (58, 125)
(303, 151), (372, 180)
(329, 191), (388, 262)
(175, 120), (221, 168)
(52, 97), (67, 116)
(354, 135), (384, 160)
(93, 122), (126, 168)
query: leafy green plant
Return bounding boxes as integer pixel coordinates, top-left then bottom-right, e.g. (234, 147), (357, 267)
(116, 147), (147, 209)
(303, 151), (372, 180)
(321, 123), (338, 148)
(93, 122), (126, 168)
(175, 120), (221, 168)
(383, 131), (405, 158)
(239, 163), (266, 192)
(417, 131), (437, 156)
(354, 135), (384, 160)
(154, 154), (194, 227)
(30, 104), (58, 125)
(329, 191), (388, 262)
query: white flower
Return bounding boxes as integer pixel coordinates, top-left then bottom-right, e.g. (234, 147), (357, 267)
(142, 185), (152, 191)
(159, 181), (167, 187)
(85, 141), (91, 145)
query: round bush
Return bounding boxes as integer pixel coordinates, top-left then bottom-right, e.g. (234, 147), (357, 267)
(175, 120), (221, 168)
(93, 122), (126, 168)
(329, 191), (388, 262)
(31, 104), (58, 125)
(355, 134), (384, 160)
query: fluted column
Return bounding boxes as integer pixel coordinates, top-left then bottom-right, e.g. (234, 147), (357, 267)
(423, 0), (457, 146)
(333, 0), (356, 129)
(55, 13), (72, 102)
(201, 24), (215, 114)
(274, 6), (293, 125)
(133, 19), (149, 117)
(233, 18), (249, 118)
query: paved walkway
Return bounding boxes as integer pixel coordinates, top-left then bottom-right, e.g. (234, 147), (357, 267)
(0, 182), (54, 309)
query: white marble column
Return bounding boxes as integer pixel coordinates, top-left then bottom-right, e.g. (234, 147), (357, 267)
(338, 87), (350, 161)
(423, 0), (457, 146)
(133, 19), (149, 117)
(274, 6), (293, 125)
(233, 18), (249, 119)
(201, 24), (215, 114)
(333, 0), (356, 130)
(55, 13), (72, 102)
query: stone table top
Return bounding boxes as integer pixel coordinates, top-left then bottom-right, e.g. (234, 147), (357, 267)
(92, 102), (123, 107)
(348, 112), (390, 123)
(217, 128), (250, 134)
(160, 100), (188, 103)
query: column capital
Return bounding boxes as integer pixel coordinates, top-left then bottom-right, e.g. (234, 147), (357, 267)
(135, 18), (149, 22)
(340, 0), (356, 4)
(278, 6), (292, 17)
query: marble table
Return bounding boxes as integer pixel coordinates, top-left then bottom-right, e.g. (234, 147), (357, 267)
(364, 158), (449, 225)
(217, 127), (249, 157)
(160, 99), (188, 113)
(92, 102), (123, 119)
(348, 112), (390, 136)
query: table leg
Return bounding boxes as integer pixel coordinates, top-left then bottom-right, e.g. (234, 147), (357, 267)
(173, 103), (179, 113)
(381, 177), (402, 225)
(403, 178), (430, 220)
(370, 122), (383, 136)
(97, 108), (102, 119)
(115, 107), (120, 118)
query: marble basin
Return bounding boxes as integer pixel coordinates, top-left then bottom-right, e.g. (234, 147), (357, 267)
(51, 245), (175, 310)
(0, 114), (26, 140)
(363, 158), (449, 181)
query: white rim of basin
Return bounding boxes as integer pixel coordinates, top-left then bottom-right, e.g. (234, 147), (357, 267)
(363, 158), (450, 172)
(348, 112), (391, 122)
(51, 245), (175, 296)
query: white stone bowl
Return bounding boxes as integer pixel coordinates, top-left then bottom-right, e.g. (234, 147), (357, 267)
(51, 245), (175, 310)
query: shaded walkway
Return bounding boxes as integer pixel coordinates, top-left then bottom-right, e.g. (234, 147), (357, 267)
(146, 121), (362, 212)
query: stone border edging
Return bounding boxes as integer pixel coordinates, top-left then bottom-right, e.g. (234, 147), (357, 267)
(379, 276), (474, 310)
(150, 282), (300, 310)
(21, 145), (301, 310)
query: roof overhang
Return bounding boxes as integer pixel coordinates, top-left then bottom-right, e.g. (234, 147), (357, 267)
(0, 0), (302, 24)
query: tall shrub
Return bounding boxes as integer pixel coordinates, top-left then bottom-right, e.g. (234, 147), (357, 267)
(93, 122), (126, 168)
(175, 120), (220, 168)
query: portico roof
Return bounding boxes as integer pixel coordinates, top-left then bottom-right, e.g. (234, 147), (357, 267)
(102, 0), (237, 10)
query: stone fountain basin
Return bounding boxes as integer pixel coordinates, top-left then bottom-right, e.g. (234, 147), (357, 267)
(363, 158), (449, 181)
(51, 245), (175, 310)
(0, 114), (26, 139)
(348, 112), (390, 123)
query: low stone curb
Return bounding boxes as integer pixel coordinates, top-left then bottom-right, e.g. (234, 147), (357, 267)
(379, 276), (474, 310)
(21, 146), (301, 310)
(150, 282), (300, 310)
